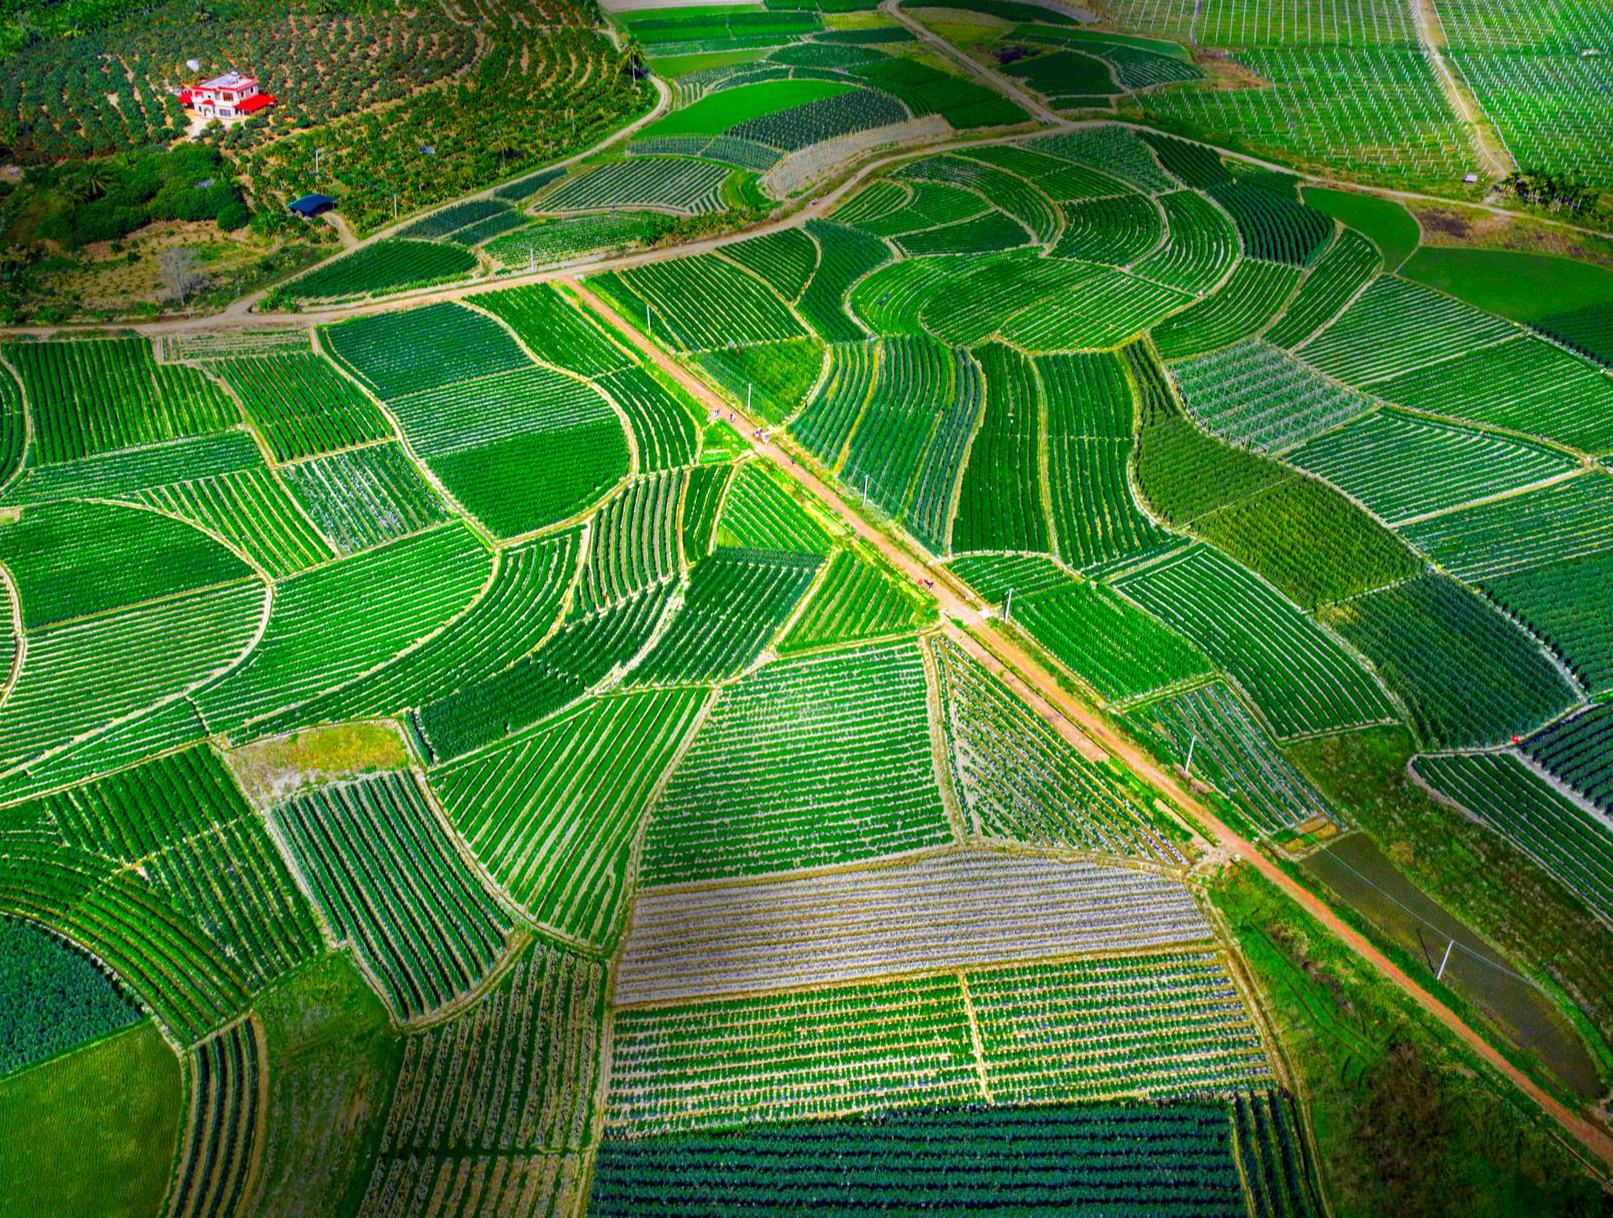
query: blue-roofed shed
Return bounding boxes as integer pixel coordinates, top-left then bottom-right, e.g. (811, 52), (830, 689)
(288, 193), (336, 218)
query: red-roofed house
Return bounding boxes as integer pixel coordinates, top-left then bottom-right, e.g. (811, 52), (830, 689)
(178, 72), (276, 120)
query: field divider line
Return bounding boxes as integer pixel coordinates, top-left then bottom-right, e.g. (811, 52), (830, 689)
(957, 969), (995, 1105)
(571, 273), (1613, 1175)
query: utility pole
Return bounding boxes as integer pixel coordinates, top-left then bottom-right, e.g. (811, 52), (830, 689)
(1436, 938), (1455, 982)
(528, 246), (536, 273)
(392, 192), (398, 220)
(314, 146), (325, 181)
(746, 382), (752, 414)
(646, 302), (652, 335)
(1184, 734), (1196, 778)
(1004, 587), (1012, 622)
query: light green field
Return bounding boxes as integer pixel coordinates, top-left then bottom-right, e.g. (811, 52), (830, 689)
(643, 79), (856, 138)
(0, 1021), (180, 1218)
(1301, 186), (1421, 268)
(1400, 247), (1613, 324)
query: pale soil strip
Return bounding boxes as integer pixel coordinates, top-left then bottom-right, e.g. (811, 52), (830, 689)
(879, 0), (1062, 126)
(1411, 0), (1513, 179)
(957, 970), (995, 1104)
(570, 275), (1613, 1175)
(613, 850), (1208, 1004)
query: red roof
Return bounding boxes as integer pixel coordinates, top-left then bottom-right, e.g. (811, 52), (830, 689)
(236, 93), (276, 113)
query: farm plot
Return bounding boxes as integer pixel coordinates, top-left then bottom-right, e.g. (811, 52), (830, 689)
(790, 341), (877, 465)
(681, 465), (730, 563)
(487, 211), (677, 271)
(720, 228), (820, 303)
(359, 1154), (581, 1218)
(1167, 340), (1374, 453)
(323, 304), (530, 400)
(777, 546), (922, 653)
(273, 769), (510, 1022)
(1448, 52), (1613, 190)
(1488, 551), (1613, 697)
(856, 181), (990, 242)
(696, 336), (826, 425)
(1132, 191), (1240, 297)
(970, 951), (1274, 1102)
(0, 842), (250, 1046)
(578, 472), (686, 614)
(1053, 194), (1164, 265)
(138, 467), (332, 579)
(641, 642), (950, 885)
(193, 524), (489, 736)
(932, 636), (1185, 863)
(286, 240), (476, 303)
(1114, 545), (1397, 737)
(593, 256), (806, 352)
(0, 431), (256, 508)
(589, 1103), (1250, 1217)
(998, 267), (1193, 351)
(19, 745), (320, 992)
(732, 88), (911, 152)
(911, 151), (1066, 242)
(1266, 230), (1382, 349)
(1030, 126), (1179, 194)
(385, 364), (629, 539)
(840, 335), (952, 519)
(1415, 752), (1613, 927)
(1288, 408), (1580, 523)
(1323, 573), (1578, 748)
(255, 531), (578, 733)
(1130, 682), (1336, 836)
(715, 462), (832, 556)
(169, 1018), (265, 1218)
(1234, 1089), (1326, 1218)
(1207, 176), (1333, 266)
(615, 851), (1210, 1005)
(0, 582), (262, 784)
(947, 552), (1072, 603)
(473, 285), (632, 378)
(415, 582), (673, 763)
(538, 157), (733, 216)
(1366, 335), (1613, 453)
(593, 366), (700, 472)
(7, 338), (238, 464)
(951, 342), (1049, 554)
(918, 256), (1100, 347)
(796, 221), (887, 342)
(216, 353), (393, 463)
(1297, 276), (1517, 385)
(1398, 472), (1613, 581)
(904, 348), (986, 555)
(604, 973), (982, 1135)
(0, 498), (250, 629)
(1014, 579), (1214, 704)
(1151, 262), (1302, 359)
(431, 688), (707, 948)
(376, 941), (603, 1156)
(848, 258), (963, 337)
(0, 916), (140, 1076)
(1141, 49), (1479, 184)
(628, 548), (821, 686)
(1525, 702), (1613, 812)
(281, 443), (449, 554)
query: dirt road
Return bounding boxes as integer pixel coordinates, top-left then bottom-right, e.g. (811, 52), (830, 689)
(568, 276), (1613, 1177)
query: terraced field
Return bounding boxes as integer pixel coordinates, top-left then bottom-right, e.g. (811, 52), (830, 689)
(8, 4), (1613, 1213)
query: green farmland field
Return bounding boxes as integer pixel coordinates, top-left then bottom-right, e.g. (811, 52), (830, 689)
(7, 0), (1613, 1210)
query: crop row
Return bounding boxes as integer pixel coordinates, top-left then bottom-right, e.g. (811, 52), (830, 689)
(273, 770), (510, 1022)
(642, 641), (950, 885)
(431, 688), (708, 947)
(933, 635), (1187, 862)
(169, 1018), (265, 1218)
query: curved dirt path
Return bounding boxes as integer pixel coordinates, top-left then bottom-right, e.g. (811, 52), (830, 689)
(567, 276), (1613, 1178)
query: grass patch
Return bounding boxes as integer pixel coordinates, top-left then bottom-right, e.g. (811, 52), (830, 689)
(225, 720), (412, 808)
(1287, 725), (1613, 1077)
(1302, 187), (1420, 269)
(642, 79), (855, 138)
(253, 954), (403, 1218)
(0, 1021), (180, 1218)
(647, 48), (769, 76)
(1400, 248), (1613, 325)
(1212, 863), (1608, 1217)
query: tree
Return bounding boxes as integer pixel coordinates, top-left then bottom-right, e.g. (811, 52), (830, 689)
(157, 246), (207, 307)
